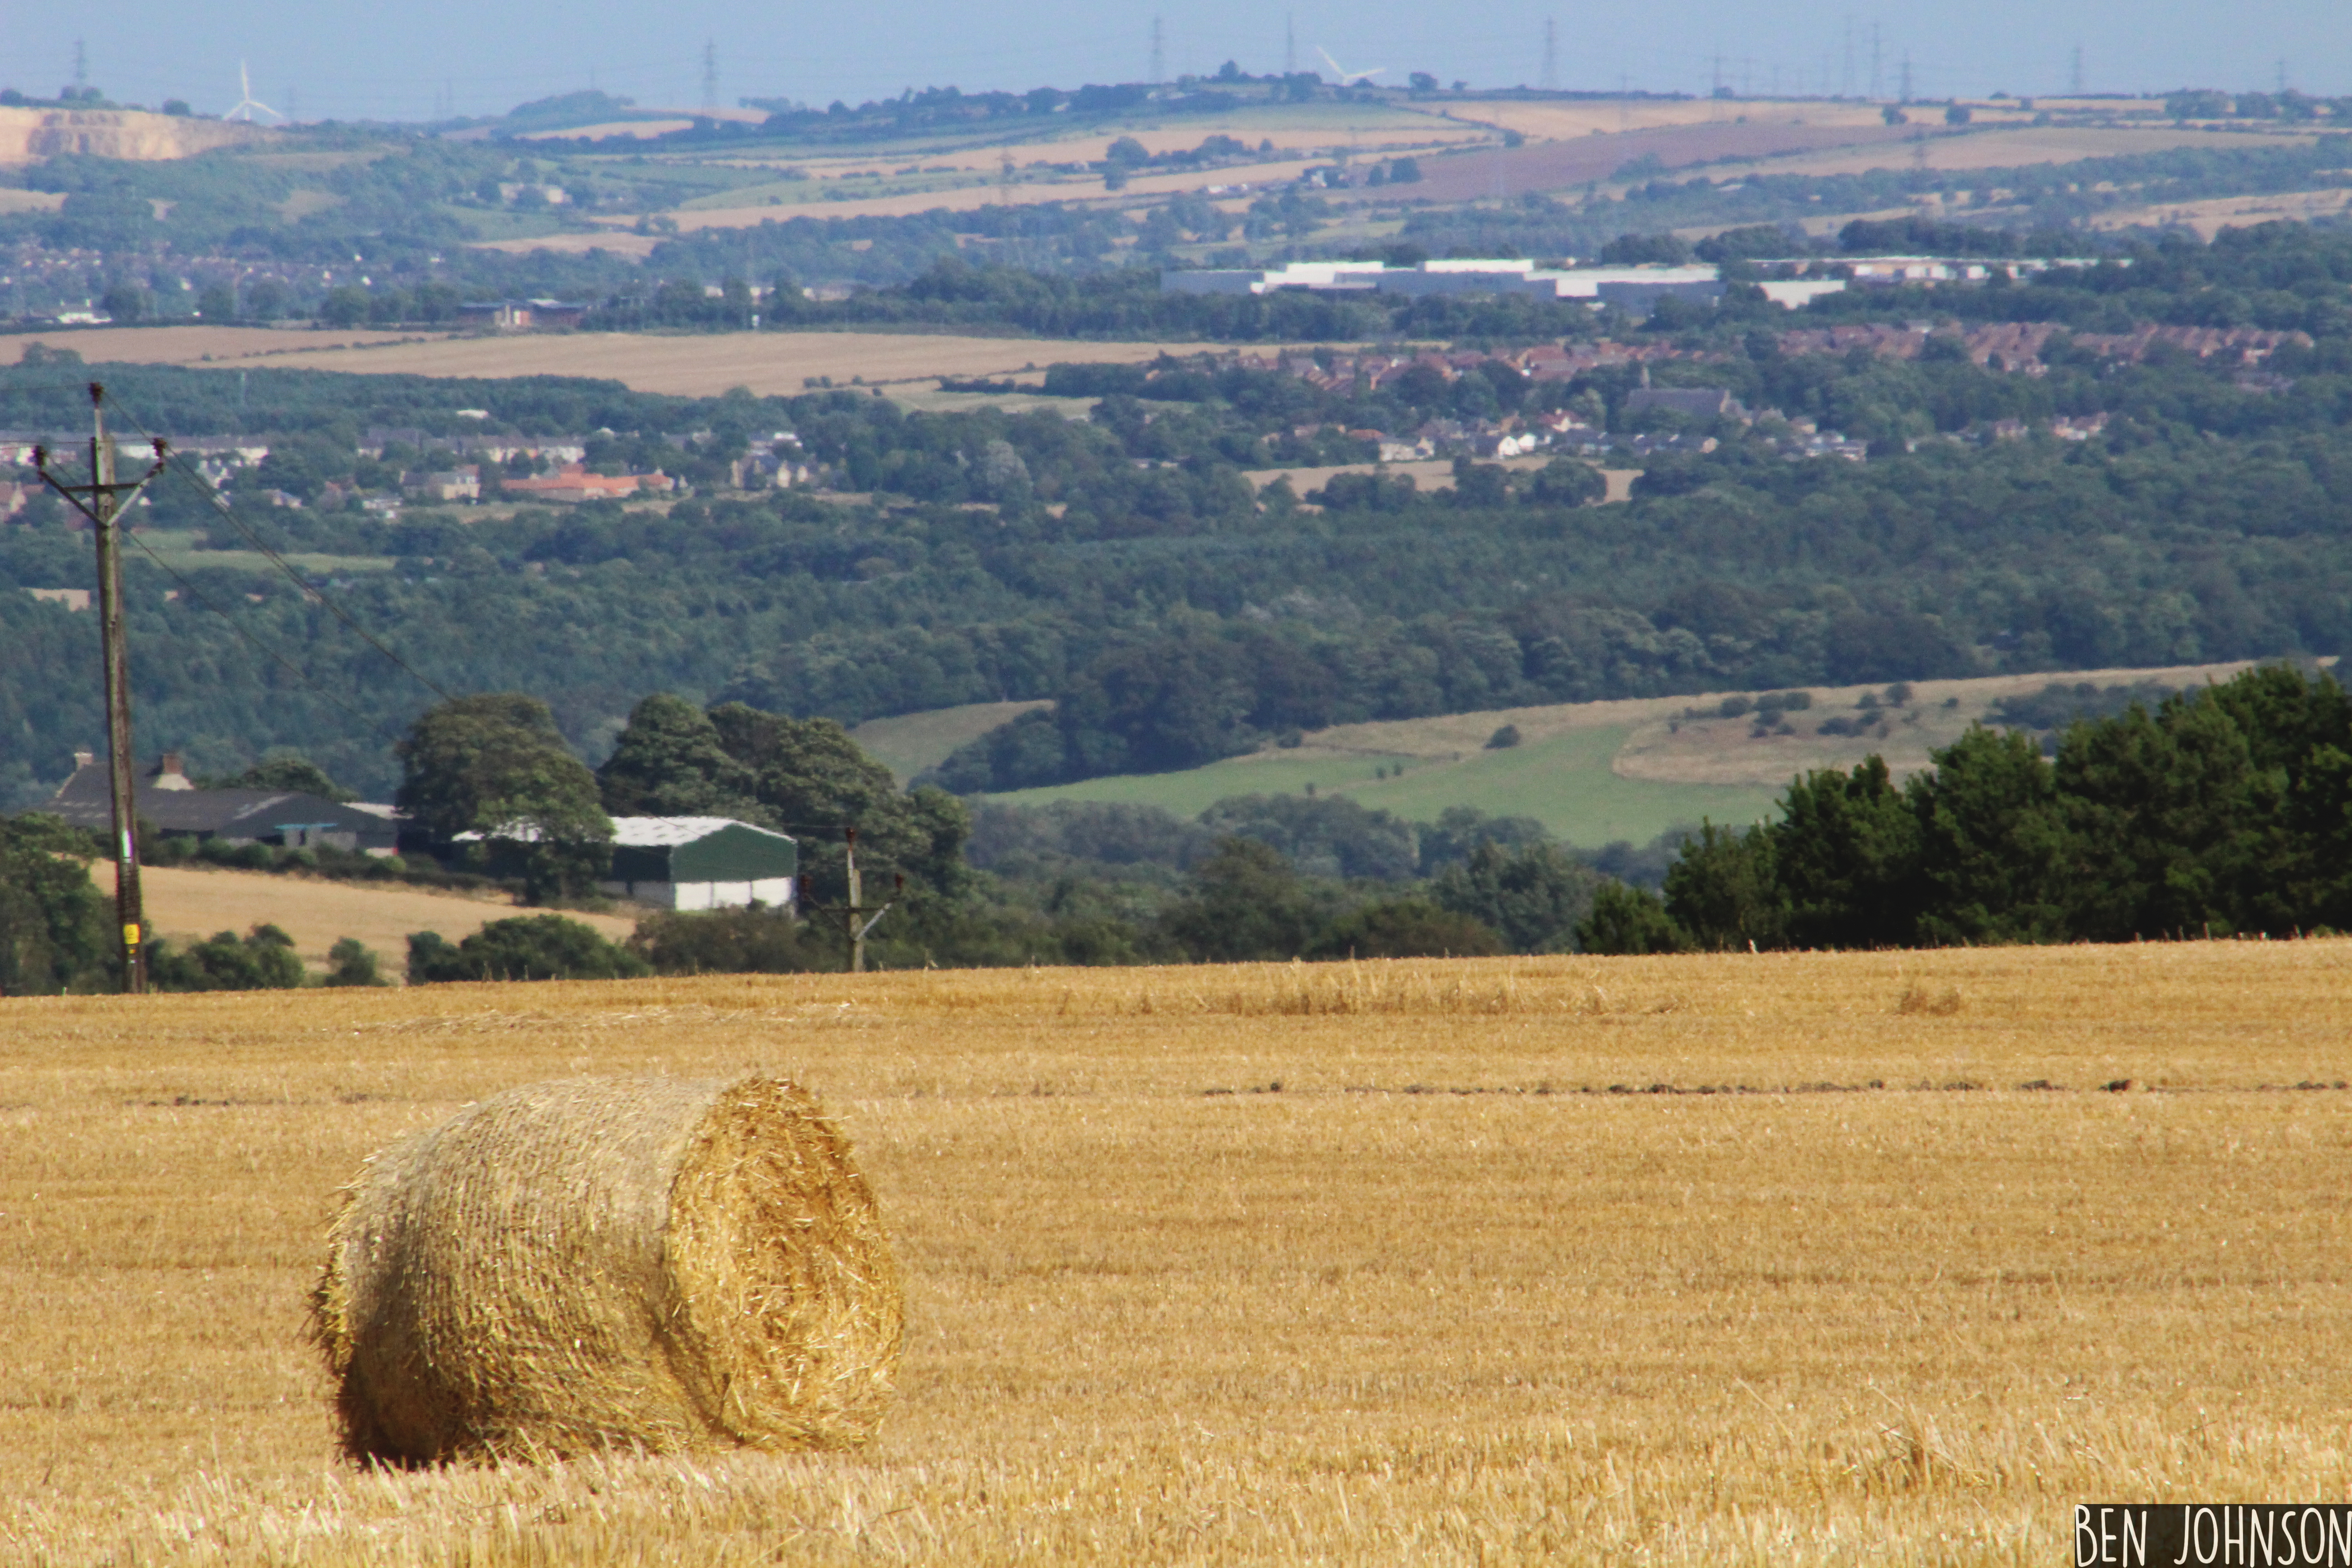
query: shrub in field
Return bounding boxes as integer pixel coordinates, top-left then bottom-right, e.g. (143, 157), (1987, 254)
(1429, 842), (1599, 953)
(1160, 838), (1326, 961)
(408, 916), (652, 983)
(150, 924), (305, 991)
(322, 938), (387, 987)
(630, 906), (819, 975)
(1309, 897), (1504, 958)
(1574, 881), (1692, 954)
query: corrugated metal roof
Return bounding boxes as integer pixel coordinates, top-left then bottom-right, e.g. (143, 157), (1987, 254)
(610, 815), (794, 847)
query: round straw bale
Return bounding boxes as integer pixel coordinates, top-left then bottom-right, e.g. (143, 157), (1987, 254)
(311, 1074), (901, 1466)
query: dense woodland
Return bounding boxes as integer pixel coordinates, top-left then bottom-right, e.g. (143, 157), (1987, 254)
(11, 222), (2352, 807)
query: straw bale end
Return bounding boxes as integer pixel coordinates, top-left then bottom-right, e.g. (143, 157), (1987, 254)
(312, 1073), (901, 1466)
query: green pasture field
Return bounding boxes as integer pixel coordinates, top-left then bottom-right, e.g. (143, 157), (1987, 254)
(990, 723), (1781, 846)
(848, 700), (1053, 784)
(129, 529), (397, 577)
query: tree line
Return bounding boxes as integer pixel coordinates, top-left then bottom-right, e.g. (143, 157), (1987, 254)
(0, 686), (1622, 992)
(1582, 665), (2352, 952)
(13, 667), (2349, 994)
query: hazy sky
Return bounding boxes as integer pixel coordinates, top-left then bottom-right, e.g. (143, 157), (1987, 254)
(12, 1), (2343, 124)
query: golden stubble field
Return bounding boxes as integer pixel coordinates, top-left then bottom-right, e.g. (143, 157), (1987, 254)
(5, 943), (2350, 1565)
(16, 327), (1226, 398)
(116, 864), (640, 977)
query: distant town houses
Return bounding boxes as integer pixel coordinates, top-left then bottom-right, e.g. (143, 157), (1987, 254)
(1200, 307), (2306, 421)
(497, 463), (676, 502)
(359, 428), (588, 465)
(734, 433), (814, 488)
(1774, 319), (2311, 374)
(403, 466), (481, 503)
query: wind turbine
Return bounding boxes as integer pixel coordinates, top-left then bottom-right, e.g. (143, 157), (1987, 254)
(1316, 47), (1387, 86)
(226, 62), (283, 123)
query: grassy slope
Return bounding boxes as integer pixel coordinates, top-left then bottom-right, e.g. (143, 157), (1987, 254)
(848, 699), (1052, 783)
(992, 723), (1780, 845)
(982, 659), (2289, 846)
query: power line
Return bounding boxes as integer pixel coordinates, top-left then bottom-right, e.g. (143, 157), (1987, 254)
(161, 459), (456, 703)
(95, 390), (457, 706)
(117, 527), (412, 748)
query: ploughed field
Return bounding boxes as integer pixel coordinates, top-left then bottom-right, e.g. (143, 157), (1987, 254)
(5, 943), (2348, 1564)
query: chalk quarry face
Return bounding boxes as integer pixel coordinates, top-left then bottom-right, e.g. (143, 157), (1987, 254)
(0, 107), (269, 166)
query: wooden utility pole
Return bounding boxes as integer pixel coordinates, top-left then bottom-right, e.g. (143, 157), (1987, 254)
(828, 827), (901, 974)
(35, 384), (168, 994)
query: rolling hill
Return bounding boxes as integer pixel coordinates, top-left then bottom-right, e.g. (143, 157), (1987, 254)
(980, 659), (2280, 847)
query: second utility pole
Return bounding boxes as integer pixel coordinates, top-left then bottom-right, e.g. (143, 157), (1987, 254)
(35, 383), (167, 994)
(835, 827), (900, 973)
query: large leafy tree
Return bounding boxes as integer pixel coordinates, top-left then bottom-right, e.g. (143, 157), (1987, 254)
(1160, 837), (1325, 961)
(2057, 698), (2272, 940)
(208, 749), (355, 802)
(1909, 726), (2071, 945)
(408, 915), (651, 983)
(1663, 822), (1787, 951)
(598, 694), (760, 819)
(1429, 841), (1599, 953)
(596, 695), (970, 906)
(0, 814), (113, 995)
(396, 694), (612, 902)
(708, 702), (971, 905)
(1588, 666), (2352, 953)
(1768, 757), (1922, 948)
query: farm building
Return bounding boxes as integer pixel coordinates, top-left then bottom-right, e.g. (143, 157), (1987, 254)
(598, 817), (798, 911)
(46, 752), (397, 854)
